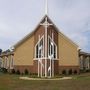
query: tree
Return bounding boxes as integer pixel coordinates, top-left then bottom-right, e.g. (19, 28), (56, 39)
(0, 49), (2, 55)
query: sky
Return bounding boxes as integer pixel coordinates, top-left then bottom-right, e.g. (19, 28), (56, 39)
(0, 0), (90, 52)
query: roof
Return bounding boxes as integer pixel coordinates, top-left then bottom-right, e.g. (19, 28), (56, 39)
(13, 15), (78, 49)
(79, 51), (90, 56)
(0, 50), (14, 57)
(13, 15), (47, 48)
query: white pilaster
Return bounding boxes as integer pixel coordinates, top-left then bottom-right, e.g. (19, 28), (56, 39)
(45, 17), (48, 77)
(40, 17), (52, 77)
(38, 35), (40, 77)
(52, 33), (54, 77)
(50, 45), (52, 78)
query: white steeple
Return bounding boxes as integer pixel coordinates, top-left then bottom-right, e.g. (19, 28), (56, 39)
(45, 0), (48, 15)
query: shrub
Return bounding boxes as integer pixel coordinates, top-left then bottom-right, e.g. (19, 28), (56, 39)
(80, 69), (85, 73)
(86, 69), (90, 72)
(24, 69), (29, 75)
(0, 68), (1, 72)
(68, 69), (72, 75)
(11, 69), (15, 74)
(74, 70), (77, 74)
(62, 70), (66, 75)
(1, 68), (7, 73)
(16, 70), (20, 75)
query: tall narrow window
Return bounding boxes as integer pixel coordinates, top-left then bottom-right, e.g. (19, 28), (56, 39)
(48, 36), (57, 59)
(35, 36), (44, 58)
(36, 45), (38, 58)
(54, 45), (56, 58)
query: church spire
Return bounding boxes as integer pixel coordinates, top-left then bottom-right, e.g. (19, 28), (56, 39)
(45, 0), (48, 15)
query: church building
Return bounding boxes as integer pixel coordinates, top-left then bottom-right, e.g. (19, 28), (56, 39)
(13, 15), (79, 77)
(0, 0), (80, 78)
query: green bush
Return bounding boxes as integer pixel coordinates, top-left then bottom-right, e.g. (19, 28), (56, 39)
(11, 69), (15, 74)
(74, 70), (77, 74)
(68, 69), (72, 75)
(24, 69), (29, 75)
(1, 68), (7, 73)
(16, 70), (20, 75)
(62, 70), (66, 75)
(86, 69), (90, 72)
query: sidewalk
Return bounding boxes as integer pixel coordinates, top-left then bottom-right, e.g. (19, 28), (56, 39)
(19, 76), (72, 80)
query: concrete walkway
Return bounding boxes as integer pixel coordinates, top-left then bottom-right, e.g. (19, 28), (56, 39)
(19, 76), (72, 80)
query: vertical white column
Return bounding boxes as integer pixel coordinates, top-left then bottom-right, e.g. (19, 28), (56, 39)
(0, 57), (2, 68)
(89, 57), (90, 69)
(4, 57), (5, 68)
(52, 33), (54, 77)
(41, 59), (42, 77)
(45, 17), (48, 77)
(38, 35), (40, 77)
(50, 45), (51, 78)
(40, 16), (52, 78)
(9, 56), (12, 69)
(0, 58), (3, 68)
(2, 58), (4, 68)
(41, 48), (43, 77)
(87, 57), (89, 69)
(43, 36), (44, 77)
(11, 55), (14, 69)
(7, 56), (9, 69)
(38, 59), (39, 77)
(3, 58), (4, 68)
(52, 59), (54, 77)
(5, 56), (7, 69)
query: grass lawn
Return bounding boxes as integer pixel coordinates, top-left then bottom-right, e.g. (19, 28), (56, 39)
(0, 73), (90, 90)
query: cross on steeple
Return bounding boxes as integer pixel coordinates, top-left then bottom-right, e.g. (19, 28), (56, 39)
(40, 17), (52, 27)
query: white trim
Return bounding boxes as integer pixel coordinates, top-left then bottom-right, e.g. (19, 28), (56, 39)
(48, 35), (57, 48)
(43, 35), (45, 58)
(52, 32), (54, 77)
(38, 59), (39, 77)
(35, 35), (44, 48)
(48, 35), (57, 59)
(45, 17), (47, 77)
(0, 57), (2, 68)
(5, 56), (7, 69)
(40, 17), (53, 77)
(2, 58), (4, 68)
(52, 59), (54, 77)
(38, 35), (40, 77)
(7, 57), (9, 69)
(56, 45), (57, 59)
(9, 56), (11, 69)
(35, 35), (44, 59)
(11, 55), (14, 69)
(33, 58), (59, 60)
(36, 35), (45, 77)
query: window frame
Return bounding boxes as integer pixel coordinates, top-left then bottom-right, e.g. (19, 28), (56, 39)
(48, 35), (57, 59)
(35, 35), (44, 59)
